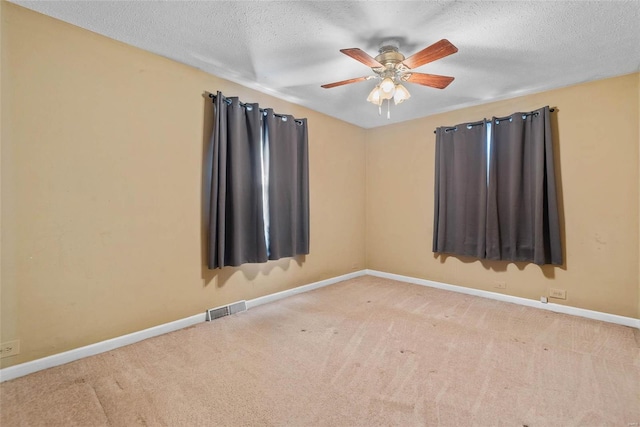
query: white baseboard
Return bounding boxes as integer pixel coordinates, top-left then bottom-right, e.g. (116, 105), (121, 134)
(366, 269), (640, 329)
(0, 313), (206, 383)
(245, 270), (367, 309)
(3, 268), (635, 383)
(0, 270), (366, 383)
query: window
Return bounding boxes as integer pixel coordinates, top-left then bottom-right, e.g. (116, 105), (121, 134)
(433, 106), (562, 265)
(206, 92), (309, 269)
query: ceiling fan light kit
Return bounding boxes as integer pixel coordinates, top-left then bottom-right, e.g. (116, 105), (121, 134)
(322, 39), (458, 119)
(393, 84), (411, 104)
(379, 76), (396, 93)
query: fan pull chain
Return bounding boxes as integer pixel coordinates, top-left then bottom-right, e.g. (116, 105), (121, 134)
(378, 103), (382, 116)
(387, 99), (391, 119)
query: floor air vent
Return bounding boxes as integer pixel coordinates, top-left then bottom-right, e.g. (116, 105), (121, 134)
(205, 301), (247, 321)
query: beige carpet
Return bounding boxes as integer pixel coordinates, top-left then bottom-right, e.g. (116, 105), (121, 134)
(2, 276), (639, 426)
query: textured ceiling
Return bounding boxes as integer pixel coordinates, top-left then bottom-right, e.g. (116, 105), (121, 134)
(12, 1), (640, 129)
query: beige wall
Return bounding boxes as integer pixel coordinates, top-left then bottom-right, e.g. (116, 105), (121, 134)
(0, 3), (366, 368)
(366, 73), (640, 319)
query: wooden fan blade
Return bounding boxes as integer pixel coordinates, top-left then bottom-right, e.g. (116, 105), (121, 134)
(406, 73), (455, 89)
(321, 76), (369, 89)
(402, 39), (458, 69)
(340, 48), (383, 68)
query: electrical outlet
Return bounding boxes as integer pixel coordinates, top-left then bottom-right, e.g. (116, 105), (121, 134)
(494, 281), (507, 290)
(0, 340), (20, 358)
(549, 288), (567, 299)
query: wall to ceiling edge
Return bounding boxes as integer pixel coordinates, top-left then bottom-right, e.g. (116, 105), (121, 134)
(365, 72), (640, 319)
(1, 2), (638, 370)
(0, 3), (366, 368)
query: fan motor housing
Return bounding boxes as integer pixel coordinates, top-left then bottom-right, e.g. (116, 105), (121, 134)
(375, 46), (405, 67)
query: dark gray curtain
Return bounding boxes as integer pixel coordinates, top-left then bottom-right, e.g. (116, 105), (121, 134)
(433, 121), (489, 258)
(486, 106), (562, 265)
(206, 93), (310, 269)
(264, 110), (310, 259)
(207, 92), (267, 269)
(433, 106), (562, 265)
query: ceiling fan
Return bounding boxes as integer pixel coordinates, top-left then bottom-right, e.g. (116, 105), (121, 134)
(321, 39), (458, 117)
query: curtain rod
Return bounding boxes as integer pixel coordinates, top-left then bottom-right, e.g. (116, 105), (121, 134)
(433, 108), (556, 134)
(208, 93), (304, 125)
